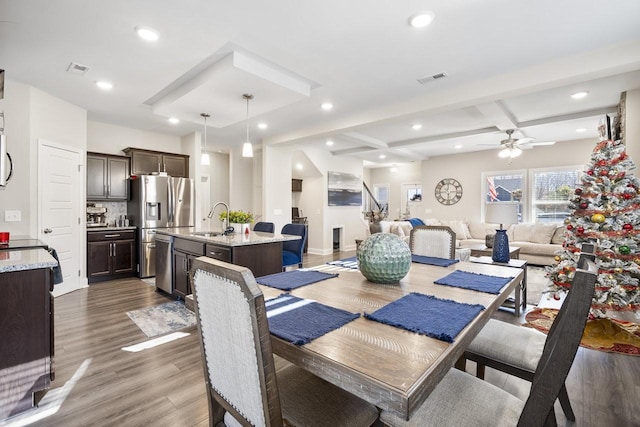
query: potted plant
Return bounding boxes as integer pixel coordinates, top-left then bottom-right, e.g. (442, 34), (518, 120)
(219, 210), (254, 233)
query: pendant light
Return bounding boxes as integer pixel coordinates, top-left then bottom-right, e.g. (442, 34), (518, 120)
(200, 113), (210, 165)
(242, 94), (254, 158)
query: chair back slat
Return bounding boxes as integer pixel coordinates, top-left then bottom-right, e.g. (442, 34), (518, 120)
(409, 226), (456, 259)
(254, 222), (275, 233)
(191, 257), (283, 427)
(517, 259), (597, 426)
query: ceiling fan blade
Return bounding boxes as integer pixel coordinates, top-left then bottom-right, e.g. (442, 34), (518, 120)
(516, 137), (534, 144)
(526, 140), (556, 146)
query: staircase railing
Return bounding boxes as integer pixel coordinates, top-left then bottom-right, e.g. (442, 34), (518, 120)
(362, 181), (388, 221)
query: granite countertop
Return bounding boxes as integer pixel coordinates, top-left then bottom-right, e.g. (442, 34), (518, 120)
(87, 226), (138, 232)
(156, 228), (301, 247)
(0, 248), (58, 273)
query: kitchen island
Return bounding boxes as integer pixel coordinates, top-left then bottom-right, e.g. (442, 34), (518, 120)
(156, 228), (300, 299)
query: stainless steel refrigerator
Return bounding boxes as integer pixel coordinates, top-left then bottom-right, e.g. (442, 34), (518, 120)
(128, 175), (194, 278)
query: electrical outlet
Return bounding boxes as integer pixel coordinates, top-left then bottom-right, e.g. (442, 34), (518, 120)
(273, 209), (282, 215)
(5, 210), (21, 222)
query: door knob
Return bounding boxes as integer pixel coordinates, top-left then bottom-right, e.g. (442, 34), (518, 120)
(44, 228), (53, 234)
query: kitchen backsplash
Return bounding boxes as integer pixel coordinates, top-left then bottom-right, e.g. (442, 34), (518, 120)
(87, 201), (127, 227)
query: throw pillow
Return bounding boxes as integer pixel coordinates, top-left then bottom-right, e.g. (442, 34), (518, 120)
(530, 223), (559, 244)
(440, 219), (472, 239)
(551, 225), (565, 244)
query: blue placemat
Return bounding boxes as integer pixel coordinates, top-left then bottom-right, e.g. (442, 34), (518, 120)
(364, 292), (484, 343)
(411, 254), (459, 267)
(327, 256), (358, 269)
(256, 270), (338, 291)
(434, 270), (514, 294)
(266, 294), (360, 345)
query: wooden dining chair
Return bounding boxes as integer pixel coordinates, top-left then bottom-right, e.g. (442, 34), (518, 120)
(253, 221), (275, 233)
(409, 225), (456, 259)
(462, 246), (599, 421)
(281, 223), (307, 270)
(380, 258), (598, 427)
(190, 256), (379, 427)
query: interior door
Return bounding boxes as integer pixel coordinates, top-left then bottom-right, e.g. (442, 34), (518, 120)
(38, 141), (85, 296)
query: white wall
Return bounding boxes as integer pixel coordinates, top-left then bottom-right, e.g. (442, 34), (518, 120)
(417, 138), (595, 222)
(263, 144), (293, 233)
(625, 89), (640, 165)
(87, 121), (182, 155)
(228, 146), (254, 213)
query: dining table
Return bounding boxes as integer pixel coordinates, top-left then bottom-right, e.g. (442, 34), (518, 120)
(258, 260), (525, 421)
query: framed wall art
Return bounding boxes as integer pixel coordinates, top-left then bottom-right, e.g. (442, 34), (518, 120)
(328, 171), (362, 206)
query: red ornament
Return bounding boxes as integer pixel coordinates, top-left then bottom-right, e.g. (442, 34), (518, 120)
(620, 153), (627, 160)
(575, 188), (583, 195)
(587, 170), (594, 176)
(579, 202), (588, 209)
(597, 160), (607, 166)
(566, 224), (574, 231)
(623, 223), (633, 231)
(623, 193), (634, 200)
(599, 169), (609, 176)
(577, 226), (584, 234)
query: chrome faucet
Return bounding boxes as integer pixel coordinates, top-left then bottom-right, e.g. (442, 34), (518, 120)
(208, 202), (231, 234)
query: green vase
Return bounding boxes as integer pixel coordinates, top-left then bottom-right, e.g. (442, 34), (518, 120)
(357, 233), (411, 284)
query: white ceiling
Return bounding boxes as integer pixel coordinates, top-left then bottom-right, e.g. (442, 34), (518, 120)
(2, 0), (640, 168)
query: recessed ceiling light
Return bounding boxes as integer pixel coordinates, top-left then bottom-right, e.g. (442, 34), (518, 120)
(576, 128), (587, 133)
(412, 124), (422, 130)
(95, 80), (113, 90)
(326, 140), (334, 146)
(257, 122), (267, 130)
(571, 91), (588, 99)
(454, 144), (463, 149)
(379, 154), (386, 159)
(409, 11), (435, 28)
(168, 117), (180, 124)
(136, 26), (160, 41)
(321, 102), (333, 111)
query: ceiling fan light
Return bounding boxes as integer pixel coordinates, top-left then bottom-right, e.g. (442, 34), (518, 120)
(498, 148), (511, 158)
(510, 147), (522, 158)
(242, 141), (253, 157)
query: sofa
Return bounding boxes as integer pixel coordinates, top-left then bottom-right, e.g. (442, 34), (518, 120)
(367, 218), (564, 266)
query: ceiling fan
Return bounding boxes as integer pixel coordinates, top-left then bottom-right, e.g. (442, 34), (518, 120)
(493, 129), (555, 158)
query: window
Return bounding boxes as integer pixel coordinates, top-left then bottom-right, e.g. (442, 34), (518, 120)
(483, 171), (525, 222)
(529, 166), (582, 223)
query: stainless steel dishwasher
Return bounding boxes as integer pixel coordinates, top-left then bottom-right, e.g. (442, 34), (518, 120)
(155, 233), (174, 294)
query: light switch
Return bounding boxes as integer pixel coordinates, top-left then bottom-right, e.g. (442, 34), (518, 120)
(273, 209), (282, 215)
(5, 210), (21, 222)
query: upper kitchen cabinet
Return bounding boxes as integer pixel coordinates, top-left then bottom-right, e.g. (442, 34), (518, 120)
(87, 153), (130, 200)
(123, 147), (189, 178)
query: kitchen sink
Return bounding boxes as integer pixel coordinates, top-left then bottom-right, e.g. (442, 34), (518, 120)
(190, 231), (222, 237)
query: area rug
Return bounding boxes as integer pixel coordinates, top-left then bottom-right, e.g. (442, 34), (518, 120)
(525, 307), (640, 356)
(126, 301), (196, 338)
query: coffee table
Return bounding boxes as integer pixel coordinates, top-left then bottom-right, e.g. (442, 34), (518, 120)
(467, 244), (520, 260)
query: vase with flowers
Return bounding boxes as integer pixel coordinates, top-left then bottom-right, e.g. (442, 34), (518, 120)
(219, 210), (254, 234)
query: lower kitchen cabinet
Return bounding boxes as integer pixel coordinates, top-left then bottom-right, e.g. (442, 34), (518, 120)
(173, 238), (206, 299)
(87, 230), (136, 283)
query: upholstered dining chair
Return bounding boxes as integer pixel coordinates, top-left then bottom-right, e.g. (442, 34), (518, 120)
(462, 245), (599, 421)
(190, 257), (379, 427)
(281, 223), (307, 270)
(409, 225), (456, 259)
(380, 257), (598, 427)
(253, 221), (275, 233)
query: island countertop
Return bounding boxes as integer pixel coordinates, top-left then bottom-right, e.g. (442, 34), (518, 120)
(156, 228), (300, 247)
(0, 248), (58, 273)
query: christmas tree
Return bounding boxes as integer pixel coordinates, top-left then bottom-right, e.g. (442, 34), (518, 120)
(547, 125), (640, 319)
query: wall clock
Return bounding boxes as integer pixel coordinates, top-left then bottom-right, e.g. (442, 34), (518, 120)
(435, 178), (463, 205)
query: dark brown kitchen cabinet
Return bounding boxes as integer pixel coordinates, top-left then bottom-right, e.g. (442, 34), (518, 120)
(87, 230), (136, 283)
(123, 147), (189, 178)
(173, 238), (205, 299)
(0, 266), (54, 419)
(87, 153), (130, 200)
(292, 178), (302, 192)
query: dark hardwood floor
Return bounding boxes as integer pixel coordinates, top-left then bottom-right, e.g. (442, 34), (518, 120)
(11, 251), (638, 426)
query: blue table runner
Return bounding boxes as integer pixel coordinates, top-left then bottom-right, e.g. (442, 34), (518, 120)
(434, 270), (514, 294)
(411, 254), (459, 267)
(364, 292), (484, 343)
(327, 256), (358, 269)
(256, 270), (338, 291)
(266, 294), (360, 345)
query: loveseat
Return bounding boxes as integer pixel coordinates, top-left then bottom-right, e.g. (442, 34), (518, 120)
(369, 218), (564, 266)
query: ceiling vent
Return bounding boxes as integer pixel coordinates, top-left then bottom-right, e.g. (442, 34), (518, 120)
(417, 72), (447, 84)
(66, 62), (90, 75)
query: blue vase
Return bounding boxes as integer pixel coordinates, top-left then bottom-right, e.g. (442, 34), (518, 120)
(492, 229), (510, 263)
(357, 233), (411, 284)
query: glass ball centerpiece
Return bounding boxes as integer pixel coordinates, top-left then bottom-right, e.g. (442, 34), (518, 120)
(357, 233), (411, 284)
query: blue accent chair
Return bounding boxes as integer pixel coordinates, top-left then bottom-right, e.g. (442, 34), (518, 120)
(253, 221), (275, 233)
(281, 223), (308, 270)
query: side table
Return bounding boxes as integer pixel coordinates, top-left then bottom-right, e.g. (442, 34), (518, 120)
(469, 256), (528, 316)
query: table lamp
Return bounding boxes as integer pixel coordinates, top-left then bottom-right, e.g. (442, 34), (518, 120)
(485, 202), (519, 263)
